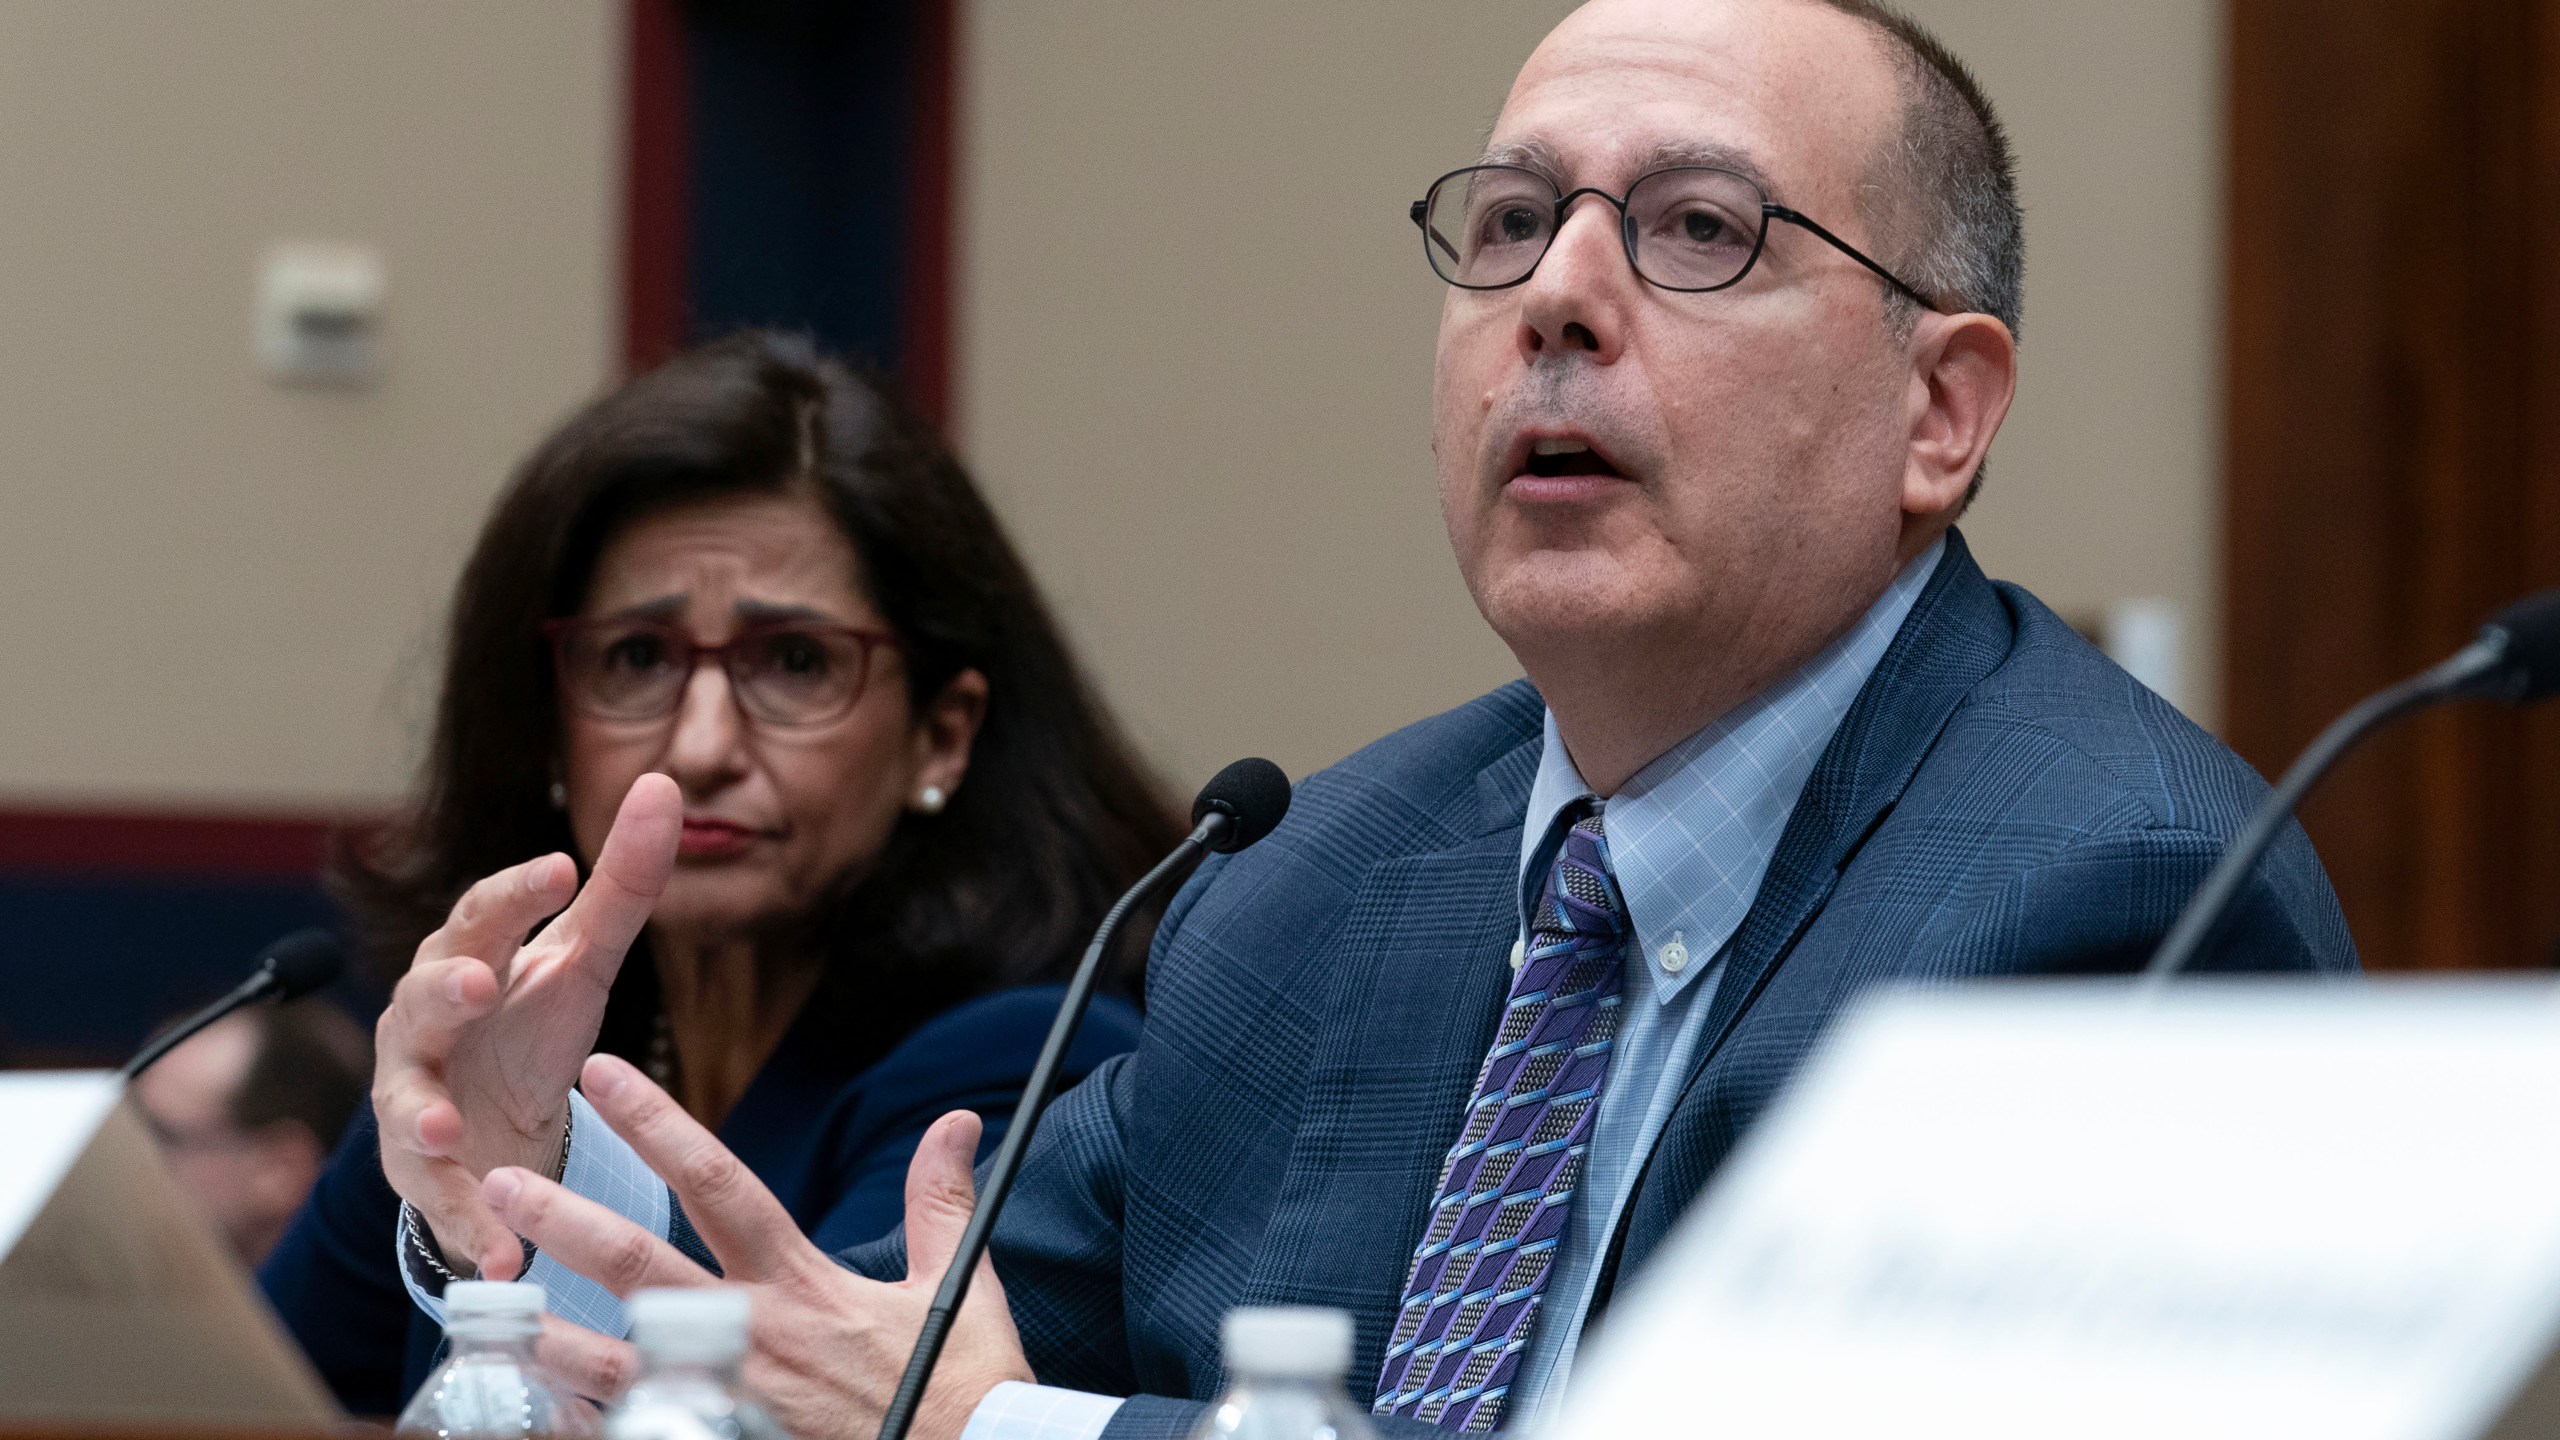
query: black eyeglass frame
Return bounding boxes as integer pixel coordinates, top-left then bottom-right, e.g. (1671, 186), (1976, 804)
(1409, 164), (1942, 311)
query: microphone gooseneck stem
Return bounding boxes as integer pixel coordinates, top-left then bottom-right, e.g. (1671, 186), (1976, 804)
(2138, 636), (2507, 990)
(873, 811), (1230, 1440)
(119, 969), (275, 1080)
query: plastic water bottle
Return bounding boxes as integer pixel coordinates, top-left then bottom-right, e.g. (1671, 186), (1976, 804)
(396, 1280), (600, 1440)
(602, 1288), (788, 1440)
(1189, 1307), (1376, 1440)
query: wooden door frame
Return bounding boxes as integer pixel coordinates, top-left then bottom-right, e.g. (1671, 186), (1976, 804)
(2224, 0), (2560, 969)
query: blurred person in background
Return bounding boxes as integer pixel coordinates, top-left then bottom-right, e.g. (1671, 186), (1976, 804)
(130, 1000), (370, 1268)
(258, 329), (1180, 1414)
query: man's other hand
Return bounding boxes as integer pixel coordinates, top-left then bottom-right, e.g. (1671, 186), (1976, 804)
(485, 1052), (1036, 1440)
(373, 773), (680, 1279)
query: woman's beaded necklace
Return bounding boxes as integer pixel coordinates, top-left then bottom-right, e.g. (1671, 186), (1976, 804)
(646, 1007), (680, 1092)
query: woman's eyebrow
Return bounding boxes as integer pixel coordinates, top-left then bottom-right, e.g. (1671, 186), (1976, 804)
(594, 595), (688, 621)
(734, 599), (836, 623)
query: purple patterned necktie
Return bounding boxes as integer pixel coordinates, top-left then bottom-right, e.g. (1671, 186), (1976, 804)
(1373, 803), (1628, 1431)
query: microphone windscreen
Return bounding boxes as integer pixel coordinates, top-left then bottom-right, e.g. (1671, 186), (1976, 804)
(259, 928), (345, 1001)
(2487, 590), (2560, 702)
(1192, 758), (1292, 853)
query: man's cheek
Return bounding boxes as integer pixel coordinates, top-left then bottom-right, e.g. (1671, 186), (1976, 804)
(1431, 377), (1485, 462)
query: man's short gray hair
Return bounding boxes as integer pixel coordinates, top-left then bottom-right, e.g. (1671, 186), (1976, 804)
(1811, 0), (2023, 504)
(1818, 0), (2024, 338)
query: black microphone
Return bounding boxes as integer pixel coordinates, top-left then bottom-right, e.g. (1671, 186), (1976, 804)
(874, 758), (1292, 1440)
(2140, 590), (2560, 987)
(120, 927), (344, 1080)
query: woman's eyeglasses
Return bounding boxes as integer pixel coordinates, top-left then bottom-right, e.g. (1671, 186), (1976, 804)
(544, 617), (900, 728)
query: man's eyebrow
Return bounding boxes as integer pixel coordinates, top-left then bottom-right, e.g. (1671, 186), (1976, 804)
(1472, 136), (1780, 199)
(1637, 140), (1778, 197)
(1476, 136), (1569, 182)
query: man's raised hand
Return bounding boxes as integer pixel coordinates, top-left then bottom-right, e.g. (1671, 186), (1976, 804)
(485, 1053), (1035, 1440)
(373, 773), (682, 1278)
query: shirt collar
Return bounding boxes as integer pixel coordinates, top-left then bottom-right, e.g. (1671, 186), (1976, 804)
(1517, 535), (1944, 1003)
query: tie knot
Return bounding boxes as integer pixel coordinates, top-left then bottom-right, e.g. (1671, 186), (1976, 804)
(1536, 803), (1627, 943)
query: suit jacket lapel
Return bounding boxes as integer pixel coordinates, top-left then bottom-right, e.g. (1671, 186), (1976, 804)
(1578, 535), (2016, 1318)
(1690, 529), (2016, 1078)
(1240, 729), (1542, 1386)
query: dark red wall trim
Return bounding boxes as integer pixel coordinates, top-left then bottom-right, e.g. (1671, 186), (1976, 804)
(624, 0), (692, 375)
(0, 807), (354, 879)
(901, 0), (957, 430)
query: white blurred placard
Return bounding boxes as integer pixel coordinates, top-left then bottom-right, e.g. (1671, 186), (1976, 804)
(0, 1071), (338, 1424)
(1549, 982), (2560, 1440)
(0, 1070), (120, 1258)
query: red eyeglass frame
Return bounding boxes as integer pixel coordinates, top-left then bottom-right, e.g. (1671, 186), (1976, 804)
(540, 615), (905, 726)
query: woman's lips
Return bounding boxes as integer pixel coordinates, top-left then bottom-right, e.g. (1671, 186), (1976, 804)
(677, 818), (760, 859)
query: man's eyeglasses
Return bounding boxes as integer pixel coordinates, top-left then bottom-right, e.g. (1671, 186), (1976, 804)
(544, 617), (900, 728)
(1410, 164), (1941, 309)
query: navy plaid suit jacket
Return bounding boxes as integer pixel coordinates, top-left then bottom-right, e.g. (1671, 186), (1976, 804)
(840, 532), (2357, 1437)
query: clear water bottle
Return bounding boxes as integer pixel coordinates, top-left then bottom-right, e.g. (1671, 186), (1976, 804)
(602, 1288), (788, 1440)
(396, 1280), (601, 1440)
(1189, 1307), (1376, 1440)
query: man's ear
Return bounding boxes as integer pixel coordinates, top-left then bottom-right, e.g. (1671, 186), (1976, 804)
(1900, 310), (2018, 523)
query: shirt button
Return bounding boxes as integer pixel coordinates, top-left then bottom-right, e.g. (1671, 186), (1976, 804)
(1509, 939), (1526, 971)
(1660, 939), (1690, 974)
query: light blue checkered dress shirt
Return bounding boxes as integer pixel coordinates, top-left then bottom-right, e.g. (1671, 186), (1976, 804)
(397, 1089), (667, 1338)
(1498, 535), (1937, 1426)
(431, 539), (1940, 1439)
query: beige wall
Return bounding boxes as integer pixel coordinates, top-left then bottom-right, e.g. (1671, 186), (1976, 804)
(1905, 0), (2226, 726)
(0, 1), (618, 806)
(954, 2), (1567, 790)
(957, 0), (2226, 790)
(0, 0), (2217, 809)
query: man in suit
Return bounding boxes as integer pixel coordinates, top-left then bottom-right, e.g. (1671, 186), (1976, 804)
(373, 0), (2356, 1434)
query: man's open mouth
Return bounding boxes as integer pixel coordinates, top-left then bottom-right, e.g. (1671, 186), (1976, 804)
(1522, 437), (1623, 479)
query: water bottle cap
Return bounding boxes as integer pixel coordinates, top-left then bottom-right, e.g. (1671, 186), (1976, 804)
(1221, 1306), (1352, 1378)
(629, 1286), (752, 1362)
(445, 1280), (547, 1320)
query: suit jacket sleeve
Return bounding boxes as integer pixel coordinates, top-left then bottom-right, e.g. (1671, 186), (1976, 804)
(1936, 820), (2351, 978)
(1095, 1390), (1445, 1440)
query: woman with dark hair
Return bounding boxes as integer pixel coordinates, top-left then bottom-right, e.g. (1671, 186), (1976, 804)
(259, 330), (1181, 1413)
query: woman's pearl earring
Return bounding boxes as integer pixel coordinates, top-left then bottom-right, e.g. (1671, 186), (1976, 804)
(916, 785), (947, 815)
(549, 780), (568, 810)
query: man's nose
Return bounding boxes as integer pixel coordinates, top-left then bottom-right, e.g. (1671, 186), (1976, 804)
(1514, 199), (1629, 363)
